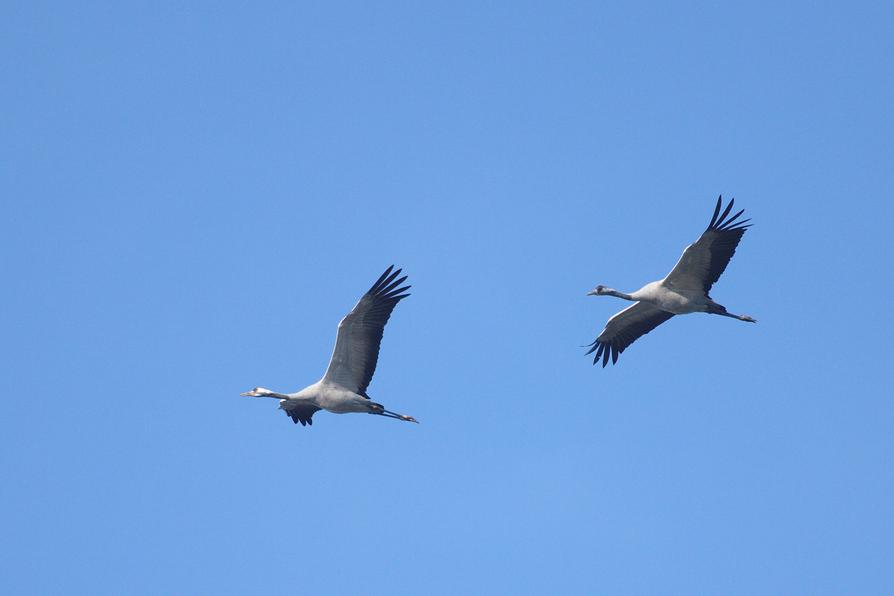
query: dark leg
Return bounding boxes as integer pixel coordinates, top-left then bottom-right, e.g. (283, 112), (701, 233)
(715, 310), (757, 323)
(709, 301), (756, 323)
(380, 409), (419, 423)
(367, 401), (418, 422)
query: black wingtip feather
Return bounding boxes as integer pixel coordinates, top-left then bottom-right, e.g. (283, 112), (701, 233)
(717, 198), (735, 226)
(720, 208), (746, 229)
(707, 197), (751, 234)
(588, 341), (624, 366)
(379, 269), (402, 291)
(369, 266), (412, 297)
(381, 290), (411, 304)
(367, 268), (389, 295)
(372, 265), (394, 288)
(709, 196), (723, 227)
(380, 275), (409, 295)
(586, 341), (621, 366)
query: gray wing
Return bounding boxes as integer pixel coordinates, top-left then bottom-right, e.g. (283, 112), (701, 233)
(663, 196), (752, 294)
(586, 301), (675, 367)
(322, 266), (411, 395)
(283, 403), (321, 426)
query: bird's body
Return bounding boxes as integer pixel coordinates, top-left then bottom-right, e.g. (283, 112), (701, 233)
(284, 382), (370, 413)
(243, 266), (417, 426)
(586, 196), (756, 367)
(622, 281), (707, 314)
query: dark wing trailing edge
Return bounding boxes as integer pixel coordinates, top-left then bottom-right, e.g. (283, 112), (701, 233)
(322, 266), (411, 395)
(284, 403), (321, 426)
(664, 196), (752, 294)
(585, 302), (675, 367)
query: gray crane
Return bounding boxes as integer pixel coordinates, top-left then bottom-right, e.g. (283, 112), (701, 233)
(242, 266), (418, 426)
(586, 196), (756, 367)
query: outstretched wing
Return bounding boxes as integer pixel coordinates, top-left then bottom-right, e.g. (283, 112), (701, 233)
(663, 196), (752, 294)
(322, 266), (411, 395)
(283, 403), (321, 426)
(586, 302), (675, 367)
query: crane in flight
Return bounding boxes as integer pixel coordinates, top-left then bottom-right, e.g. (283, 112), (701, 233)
(586, 196), (756, 367)
(242, 266), (418, 426)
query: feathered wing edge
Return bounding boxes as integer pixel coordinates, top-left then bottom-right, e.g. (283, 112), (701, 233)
(367, 265), (412, 303)
(353, 265), (411, 395)
(322, 265), (412, 396)
(707, 195), (752, 234)
(700, 195), (753, 293)
(585, 304), (675, 367)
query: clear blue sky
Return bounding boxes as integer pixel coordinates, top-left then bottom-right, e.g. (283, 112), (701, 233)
(2, 2), (892, 594)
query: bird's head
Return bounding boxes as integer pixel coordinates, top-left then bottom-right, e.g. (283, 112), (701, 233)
(587, 285), (608, 296)
(241, 386), (275, 398)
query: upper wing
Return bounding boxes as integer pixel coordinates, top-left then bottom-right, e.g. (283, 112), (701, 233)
(586, 301), (675, 367)
(663, 196), (752, 294)
(322, 266), (411, 394)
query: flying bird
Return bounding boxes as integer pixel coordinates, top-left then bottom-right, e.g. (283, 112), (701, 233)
(586, 196), (756, 367)
(242, 266), (418, 426)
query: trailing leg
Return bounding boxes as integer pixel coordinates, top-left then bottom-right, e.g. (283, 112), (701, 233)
(708, 301), (756, 323)
(368, 401), (418, 423)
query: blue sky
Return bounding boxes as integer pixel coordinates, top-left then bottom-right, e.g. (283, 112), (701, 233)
(2, 2), (893, 594)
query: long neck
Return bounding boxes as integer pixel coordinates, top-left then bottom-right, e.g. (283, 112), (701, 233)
(262, 390), (291, 399)
(604, 288), (635, 301)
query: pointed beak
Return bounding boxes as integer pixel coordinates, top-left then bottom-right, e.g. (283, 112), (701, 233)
(241, 390), (259, 397)
(586, 290), (598, 296)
